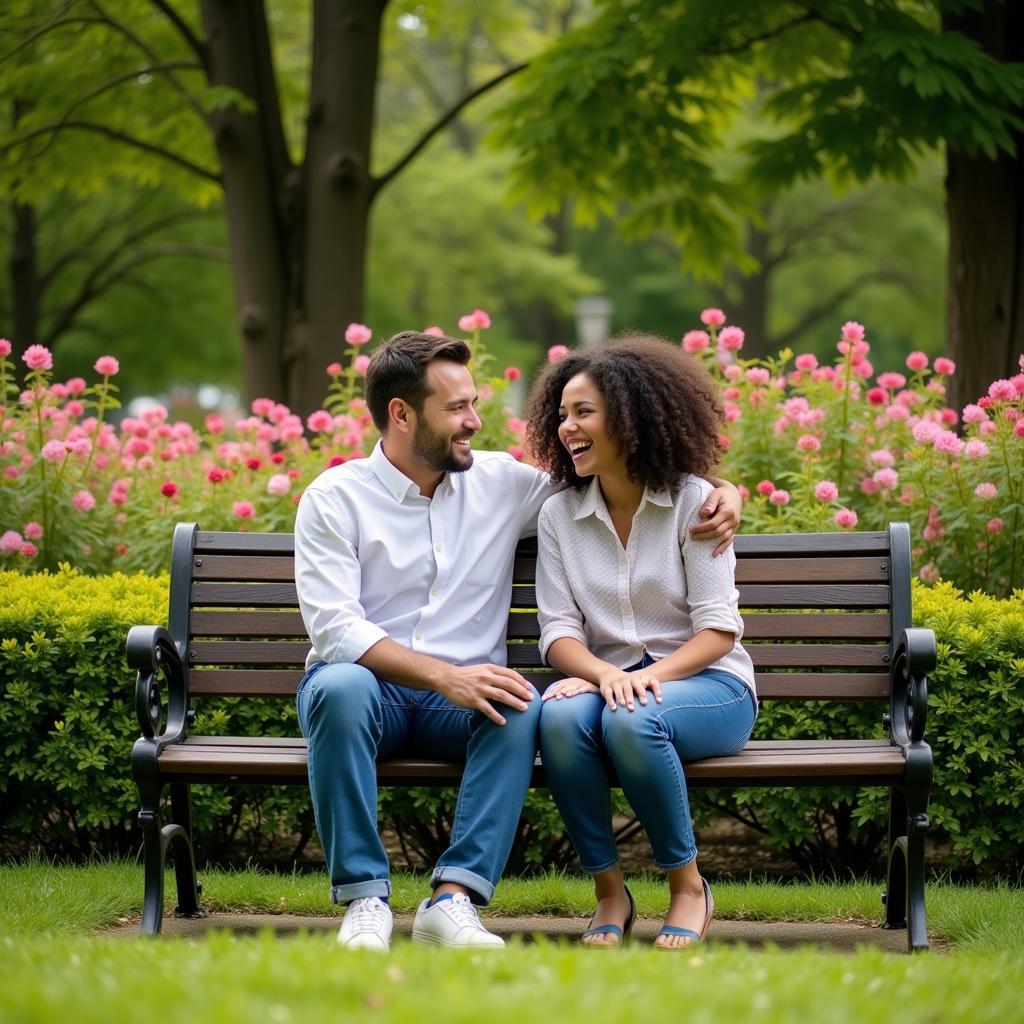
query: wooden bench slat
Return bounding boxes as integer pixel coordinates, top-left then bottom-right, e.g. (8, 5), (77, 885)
(746, 644), (889, 667)
(195, 532), (295, 555)
(733, 532), (890, 555)
(735, 557), (889, 583)
(191, 582), (300, 607)
(191, 610), (309, 637)
(739, 584), (891, 608)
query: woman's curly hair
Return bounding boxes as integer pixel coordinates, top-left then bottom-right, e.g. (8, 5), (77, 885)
(525, 333), (725, 495)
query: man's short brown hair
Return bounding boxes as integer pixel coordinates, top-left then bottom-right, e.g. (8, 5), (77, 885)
(364, 331), (471, 433)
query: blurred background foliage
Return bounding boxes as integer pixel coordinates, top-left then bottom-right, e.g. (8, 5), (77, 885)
(1, 0), (1006, 407)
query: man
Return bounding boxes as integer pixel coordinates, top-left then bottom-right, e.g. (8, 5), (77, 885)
(294, 331), (741, 950)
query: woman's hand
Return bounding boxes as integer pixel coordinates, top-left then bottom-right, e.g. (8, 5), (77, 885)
(597, 668), (663, 711)
(541, 678), (601, 701)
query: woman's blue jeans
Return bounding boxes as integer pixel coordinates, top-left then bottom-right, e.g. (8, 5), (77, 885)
(296, 661), (541, 906)
(540, 669), (756, 872)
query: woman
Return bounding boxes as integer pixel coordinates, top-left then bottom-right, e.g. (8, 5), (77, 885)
(526, 335), (756, 950)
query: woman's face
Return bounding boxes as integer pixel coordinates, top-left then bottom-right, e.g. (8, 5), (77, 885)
(557, 372), (619, 478)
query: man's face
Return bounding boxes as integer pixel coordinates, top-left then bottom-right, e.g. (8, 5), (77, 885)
(409, 360), (482, 474)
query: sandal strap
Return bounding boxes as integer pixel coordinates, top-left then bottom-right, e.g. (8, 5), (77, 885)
(582, 923), (624, 939)
(658, 926), (701, 940)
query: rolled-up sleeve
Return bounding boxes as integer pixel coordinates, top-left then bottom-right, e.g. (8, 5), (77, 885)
(680, 492), (745, 639)
(536, 504), (588, 662)
(294, 487), (388, 663)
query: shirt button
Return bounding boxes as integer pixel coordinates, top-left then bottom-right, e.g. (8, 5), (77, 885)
(431, 588), (440, 597)
(415, 632), (423, 641)
(434, 544), (442, 553)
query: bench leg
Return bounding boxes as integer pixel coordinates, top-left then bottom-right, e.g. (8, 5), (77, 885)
(138, 783), (204, 936)
(883, 785), (929, 953)
(169, 784), (204, 921)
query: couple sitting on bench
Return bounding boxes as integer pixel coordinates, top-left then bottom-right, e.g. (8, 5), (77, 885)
(294, 330), (751, 951)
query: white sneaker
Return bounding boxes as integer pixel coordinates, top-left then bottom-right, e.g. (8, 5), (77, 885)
(411, 892), (505, 948)
(337, 896), (393, 951)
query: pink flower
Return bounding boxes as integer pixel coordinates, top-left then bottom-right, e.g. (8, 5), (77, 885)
(886, 403), (909, 421)
(1, 530), (23, 553)
(307, 409), (334, 433)
(326, 362), (343, 376)
(548, 345), (569, 364)
(267, 473), (291, 496)
(718, 326), (745, 352)
(912, 420), (940, 444)
(986, 518), (1004, 534)
(0, 338), (11, 358)
(504, 366), (522, 381)
(840, 322), (865, 343)
(23, 522), (43, 540)
(20, 542), (38, 559)
(975, 482), (998, 500)
(834, 508), (858, 528)
(700, 308), (726, 327)
(814, 481), (839, 502)
(722, 363), (743, 383)
(906, 351), (929, 372)
(251, 397), (275, 418)
(756, 480), (775, 496)
(345, 323), (372, 346)
(933, 357), (956, 375)
(869, 449), (896, 467)
(933, 430), (964, 455)
(22, 345), (53, 371)
(41, 439), (67, 463)
(66, 377), (86, 396)
(745, 367), (770, 386)
(94, 355), (119, 376)
(794, 353), (818, 371)
(682, 330), (710, 352)
(980, 419), (998, 436)
(423, 326), (445, 337)
(919, 564), (940, 584)
(738, 484), (750, 501)
(1015, 420), (1024, 438)
(768, 489), (791, 506)
(964, 439), (989, 459)
(232, 500), (255, 519)
(72, 489), (96, 512)
(877, 372), (906, 390)
(353, 355), (371, 376)
(866, 387), (888, 405)
(852, 359), (874, 379)
(507, 444), (524, 461)
(457, 314), (477, 333)
(470, 308), (491, 330)
(160, 481), (180, 498)
(65, 400), (84, 418)
(988, 379), (1016, 402)
(797, 434), (821, 453)
(873, 467), (899, 490)
(962, 404), (988, 424)
(205, 413), (225, 435)
(860, 477), (879, 495)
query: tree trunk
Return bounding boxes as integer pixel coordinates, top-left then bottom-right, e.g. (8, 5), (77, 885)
(297, 0), (385, 416)
(200, 0), (293, 407)
(944, 2), (1024, 413)
(9, 200), (39, 359)
(732, 220), (770, 359)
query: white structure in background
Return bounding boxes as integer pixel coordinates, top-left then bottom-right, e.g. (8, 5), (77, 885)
(575, 296), (614, 348)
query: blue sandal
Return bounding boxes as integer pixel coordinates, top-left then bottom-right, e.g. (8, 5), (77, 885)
(657, 877), (714, 950)
(582, 885), (636, 947)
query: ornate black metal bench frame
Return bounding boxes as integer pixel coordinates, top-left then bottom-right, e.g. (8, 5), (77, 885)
(129, 521), (935, 950)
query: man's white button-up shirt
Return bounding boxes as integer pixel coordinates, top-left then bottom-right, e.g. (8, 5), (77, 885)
(294, 441), (557, 670)
(536, 474), (756, 695)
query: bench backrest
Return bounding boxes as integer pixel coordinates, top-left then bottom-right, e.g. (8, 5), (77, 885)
(172, 522), (911, 707)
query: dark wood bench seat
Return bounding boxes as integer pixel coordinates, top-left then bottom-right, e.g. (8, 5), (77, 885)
(129, 521), (935, 949)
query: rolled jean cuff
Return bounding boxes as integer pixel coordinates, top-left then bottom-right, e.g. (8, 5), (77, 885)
(331, 878), (392, 905)
(580, 855), (620, 875)
(654, 849), (699, 872)
(430, 866), (493, 906)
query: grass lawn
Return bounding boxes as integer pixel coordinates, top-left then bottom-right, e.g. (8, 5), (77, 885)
(1, 861), (1022, 1024)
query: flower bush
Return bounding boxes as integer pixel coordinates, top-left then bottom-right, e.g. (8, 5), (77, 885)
(3, 313), (1023, 595)
(0, 315), (522, 573)
(684, 315), (1024, 597)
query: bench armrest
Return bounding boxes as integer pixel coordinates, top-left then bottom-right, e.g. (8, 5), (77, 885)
(889, 627), (936, 747)
(127, 625), (189, 745)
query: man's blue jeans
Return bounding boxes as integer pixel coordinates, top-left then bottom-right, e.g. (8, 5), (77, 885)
(540, 669), (756, 872)
(296, 661), (541, 905)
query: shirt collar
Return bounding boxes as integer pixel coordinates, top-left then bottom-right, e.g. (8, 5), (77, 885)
(369, 439), (459, 502)
(574, 476), (672, 520)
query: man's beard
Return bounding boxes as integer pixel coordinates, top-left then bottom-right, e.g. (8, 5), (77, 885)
(411, 421), (474, 474)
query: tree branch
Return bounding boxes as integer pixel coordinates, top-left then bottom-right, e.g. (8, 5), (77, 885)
(0, 120), (221, 184)
(704, 10), (822, 57)
(147, 0), (208, 65)
(0, 14), (109, 65)
(372, 61), (529, 197)
(28, 62), (203, 160)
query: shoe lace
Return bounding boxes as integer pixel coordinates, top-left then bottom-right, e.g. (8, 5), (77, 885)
(348, 897), (389, 932)
(446, 893), (487, 930)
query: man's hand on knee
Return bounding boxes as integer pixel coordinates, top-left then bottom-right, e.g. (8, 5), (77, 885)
(437, 664), (534, 726)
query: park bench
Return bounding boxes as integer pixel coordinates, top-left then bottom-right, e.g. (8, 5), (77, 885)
(129, 520), (935, 949)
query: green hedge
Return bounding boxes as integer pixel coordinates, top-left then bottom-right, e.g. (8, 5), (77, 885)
(2, 571), (1022, 876)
